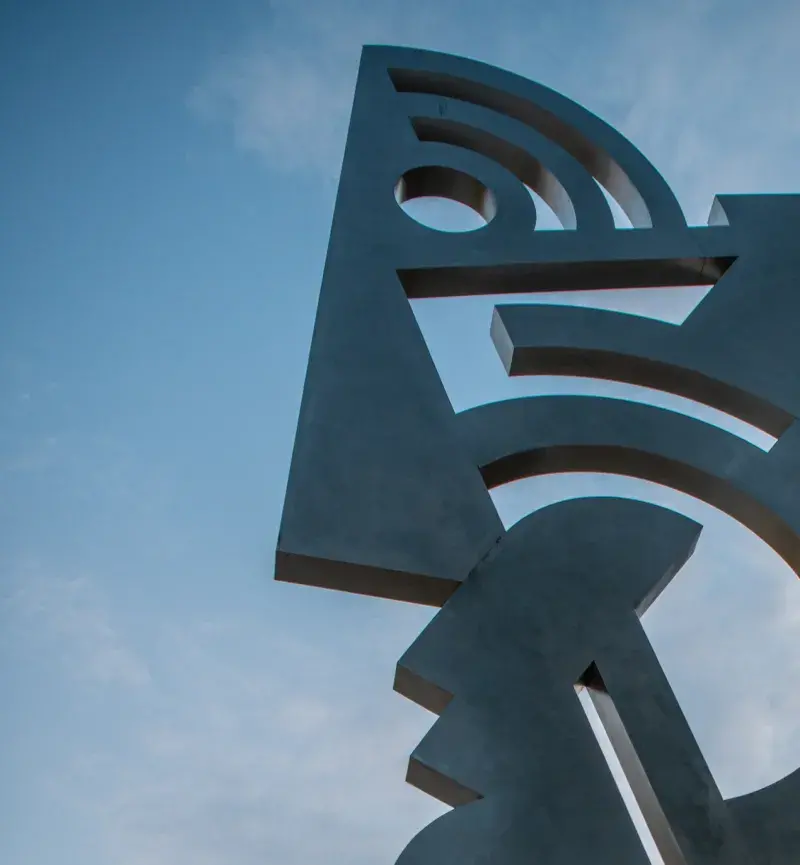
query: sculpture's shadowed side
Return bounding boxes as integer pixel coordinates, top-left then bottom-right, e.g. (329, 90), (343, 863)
(457, 396), (800, 575)
(276, 44), (800, 865)
(393, 498), (753, 865)
(491, 195), (800, 435)
(275, 45), (734, 607)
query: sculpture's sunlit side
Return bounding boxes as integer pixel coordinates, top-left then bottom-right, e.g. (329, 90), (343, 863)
(276, 46), (800, 865)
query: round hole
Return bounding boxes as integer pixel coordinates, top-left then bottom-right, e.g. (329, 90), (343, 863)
(395, 166), (495, 233)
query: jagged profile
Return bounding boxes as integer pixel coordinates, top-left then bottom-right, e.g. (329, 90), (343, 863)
(276, 45), (800, 865)
(392, 498), (745, 865)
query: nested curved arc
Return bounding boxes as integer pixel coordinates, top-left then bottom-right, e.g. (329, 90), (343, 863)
(394, 140), (538, 241)
(456, 396), (800, 578)
(410, 115), (579, 231)
(379, 46), (687, 230)
(491, 304), (795, 437)
(399, 92), (615, 232)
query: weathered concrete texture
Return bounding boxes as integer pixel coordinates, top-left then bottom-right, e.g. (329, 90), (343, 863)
(277, 44), (800, 865)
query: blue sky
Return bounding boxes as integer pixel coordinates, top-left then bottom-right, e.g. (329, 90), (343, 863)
(2, 1), (800, 863)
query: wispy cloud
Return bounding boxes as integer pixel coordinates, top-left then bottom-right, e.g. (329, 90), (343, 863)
(4, 552), (444, 864)
(189, 0), (800, 223)
(4, 561), (151, 686)
(189, 0), (406, 177)
(55, 612), (444, 865)
(606, 0), (800, 222)
(188, 0), (571, 178)
(9, 498), (800, 864)
(49, 2), (799, 861)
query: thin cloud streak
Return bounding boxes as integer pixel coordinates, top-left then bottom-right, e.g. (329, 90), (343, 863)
(51, 613), (444, 865)
(4, 562), (150, 687)
(189, 0), (800, 224)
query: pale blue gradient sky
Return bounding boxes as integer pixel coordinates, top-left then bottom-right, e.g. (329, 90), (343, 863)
(2, 1), (800, 863)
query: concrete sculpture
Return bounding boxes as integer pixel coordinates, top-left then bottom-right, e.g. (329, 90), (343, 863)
(276, 45), (800, 865)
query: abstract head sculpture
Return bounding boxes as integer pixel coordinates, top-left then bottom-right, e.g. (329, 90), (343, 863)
(276, 46), (800, 865)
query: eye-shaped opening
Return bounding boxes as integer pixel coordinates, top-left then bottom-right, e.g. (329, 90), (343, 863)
(395, 165), (496, 232)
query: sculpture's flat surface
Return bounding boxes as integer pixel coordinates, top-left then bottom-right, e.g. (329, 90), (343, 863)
(277, 45), (800, 865)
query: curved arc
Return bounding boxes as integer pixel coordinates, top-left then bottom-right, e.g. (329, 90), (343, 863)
(385, 139), (539, 246)
(371, 45), (688, 230)
(396, 165), (497, 224)
(456, 396), (800, 578)
(399, 92), (615, 232)
(491, 304), (794, 438)
(411, 114), (578, 230)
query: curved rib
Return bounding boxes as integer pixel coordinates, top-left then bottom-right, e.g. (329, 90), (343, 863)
(456, 396), (800, 577)
(400, 93), (615, 232)
(380, 46), (687, 229)
(491, 304), (794, 437)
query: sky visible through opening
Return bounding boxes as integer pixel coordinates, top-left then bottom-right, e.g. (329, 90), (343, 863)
(2, 1), (800, 863)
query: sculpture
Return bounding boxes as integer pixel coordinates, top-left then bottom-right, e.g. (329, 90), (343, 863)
(276, 45), (800, 865)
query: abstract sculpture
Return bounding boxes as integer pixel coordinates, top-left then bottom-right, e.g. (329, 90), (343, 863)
(276, 46), (800, 865)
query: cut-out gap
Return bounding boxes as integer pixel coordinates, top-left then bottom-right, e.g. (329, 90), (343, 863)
(525, 184), (564, 230)
(409, 292), (773, 451)
(595, 178), (635, 228)
(409, 116), (575, 228)
(389, 67), (664, 228)
(576, 667), (678, 865)
(395, 166), (495, 232)
(399, 197), (488, 232)
(490, 474), (800, 799)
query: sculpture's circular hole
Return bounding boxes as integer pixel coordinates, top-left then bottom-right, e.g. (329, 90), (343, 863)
(395, 166), (495, 232)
